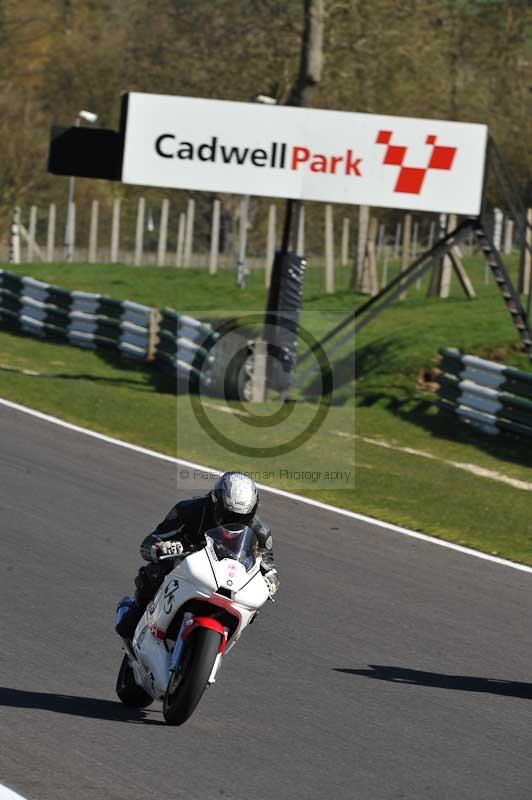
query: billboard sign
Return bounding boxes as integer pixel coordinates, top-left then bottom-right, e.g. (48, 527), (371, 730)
(121, 92), (488, 215)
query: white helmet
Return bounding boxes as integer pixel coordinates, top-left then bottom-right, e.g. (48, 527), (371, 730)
(211, 472), (259, 526)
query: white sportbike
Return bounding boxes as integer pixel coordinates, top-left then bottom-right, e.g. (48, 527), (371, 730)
(115, 524), (272, 725)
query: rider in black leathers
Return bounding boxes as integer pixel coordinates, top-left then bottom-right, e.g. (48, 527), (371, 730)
(116, 473), (278, 639)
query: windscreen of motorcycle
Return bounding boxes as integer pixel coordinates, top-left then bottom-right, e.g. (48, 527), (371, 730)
(204, 525), (258, 572)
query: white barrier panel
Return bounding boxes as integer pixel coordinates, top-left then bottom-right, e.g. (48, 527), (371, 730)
(122, 93), (488, 215)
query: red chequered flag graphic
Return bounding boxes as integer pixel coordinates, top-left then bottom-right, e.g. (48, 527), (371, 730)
(376, 130), (457, 194)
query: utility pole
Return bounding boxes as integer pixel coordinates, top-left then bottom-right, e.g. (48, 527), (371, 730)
(63, 110), (98, 262)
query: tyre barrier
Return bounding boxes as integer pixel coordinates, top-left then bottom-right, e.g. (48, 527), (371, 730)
(0, 269), (234, 394)
(437, 347), (532, 438)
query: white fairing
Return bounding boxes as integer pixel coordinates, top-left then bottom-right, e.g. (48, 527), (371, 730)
(129, 537), (270, 701)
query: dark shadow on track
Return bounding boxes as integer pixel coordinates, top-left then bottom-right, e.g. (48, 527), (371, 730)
(333, 665), (532, 699)
(0, 686), (165, 724)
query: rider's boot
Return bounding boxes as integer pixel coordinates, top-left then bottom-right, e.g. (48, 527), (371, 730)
(115, 596), (143, 639)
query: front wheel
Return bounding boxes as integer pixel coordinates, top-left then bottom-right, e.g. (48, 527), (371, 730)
(116, 654), (153, 709)
(163, 627), (221, 725)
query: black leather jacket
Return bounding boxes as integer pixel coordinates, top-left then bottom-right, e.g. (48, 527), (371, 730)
(140, 495), (275, 573)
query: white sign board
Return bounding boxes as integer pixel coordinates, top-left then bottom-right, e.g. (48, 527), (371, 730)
(122, 92), (488, 215)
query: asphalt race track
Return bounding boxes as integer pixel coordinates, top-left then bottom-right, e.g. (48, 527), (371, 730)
(1, 402), (532, 800)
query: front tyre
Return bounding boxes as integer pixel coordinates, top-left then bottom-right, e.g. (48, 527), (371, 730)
(163, 627), (221, 726)
(116, 654), (153, 709)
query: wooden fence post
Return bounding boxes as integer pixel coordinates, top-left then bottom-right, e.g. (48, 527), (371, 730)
(237, 195), (250, 287)
(377, 223), (385, 263)
(209, 198), (221, 275)
(157, 198), (169, 266)
(134, 197), (145, 266)
(110, 197), (121, 263)
(367, 217), (379, 295)
(176, 212), (186, 267)
(46, 203), (56, 262)
(265, 204), (276, 288)
(292, 201), (303, 256)
(428, 220), (436, 250)
(394, 222), (401, 258)
(69, 202), (76, 262)
(381, 242), (389, 286)
(27, 205), (37, 262)
(439, 213), (455, 298)
(399, 213), (412, 299)
(412, 221), (419, 260)
(427, 214), (445, 297)
(88, 200), (99, 263)
(325, 204), (335, 294)
(518, 208), (532, 295)
(184, 198), (195, 266)
(10, 207), (21, 264)
(354, 205), (370, 291)
(413, 221), (421, 290)
(493, 208), (503, 250)
(341, 217), (350, 267)
(251, 338), (268, 403)
(504, 218), (514, 255)
(296, 205), (305, 257)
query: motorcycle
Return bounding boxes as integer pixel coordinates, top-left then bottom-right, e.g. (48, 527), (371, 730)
(115, 524), (272, 725)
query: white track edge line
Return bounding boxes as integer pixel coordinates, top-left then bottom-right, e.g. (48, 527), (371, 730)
(0, 785), (29, 799)
(1, 395), (531, 575)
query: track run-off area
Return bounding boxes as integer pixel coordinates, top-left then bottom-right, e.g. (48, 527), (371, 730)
(1, 398), (531, 800)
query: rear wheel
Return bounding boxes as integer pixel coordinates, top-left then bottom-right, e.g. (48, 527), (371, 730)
(116, 653), (153, 709)
(163, 627), (221, 726)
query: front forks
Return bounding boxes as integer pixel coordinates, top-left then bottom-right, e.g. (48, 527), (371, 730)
(169, 612), (225, 685)
(169, 612), (194, 672)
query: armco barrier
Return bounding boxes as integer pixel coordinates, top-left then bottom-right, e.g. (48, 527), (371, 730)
(0, 269), (228, 392)
(437, 347), (532, 438)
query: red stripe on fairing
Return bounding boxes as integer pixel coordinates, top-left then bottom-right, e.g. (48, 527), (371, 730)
(182, 616), (228, 653)
(150, 624), (166, 640)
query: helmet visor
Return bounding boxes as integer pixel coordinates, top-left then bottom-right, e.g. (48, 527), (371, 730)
(213, 504), (255, 528)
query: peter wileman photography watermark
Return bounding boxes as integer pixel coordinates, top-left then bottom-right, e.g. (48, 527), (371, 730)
(178, 467), (354, 485)
(177, 311), (355, 492)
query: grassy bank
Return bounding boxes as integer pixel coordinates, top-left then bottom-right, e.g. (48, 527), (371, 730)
(1, 259), (531, 563)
